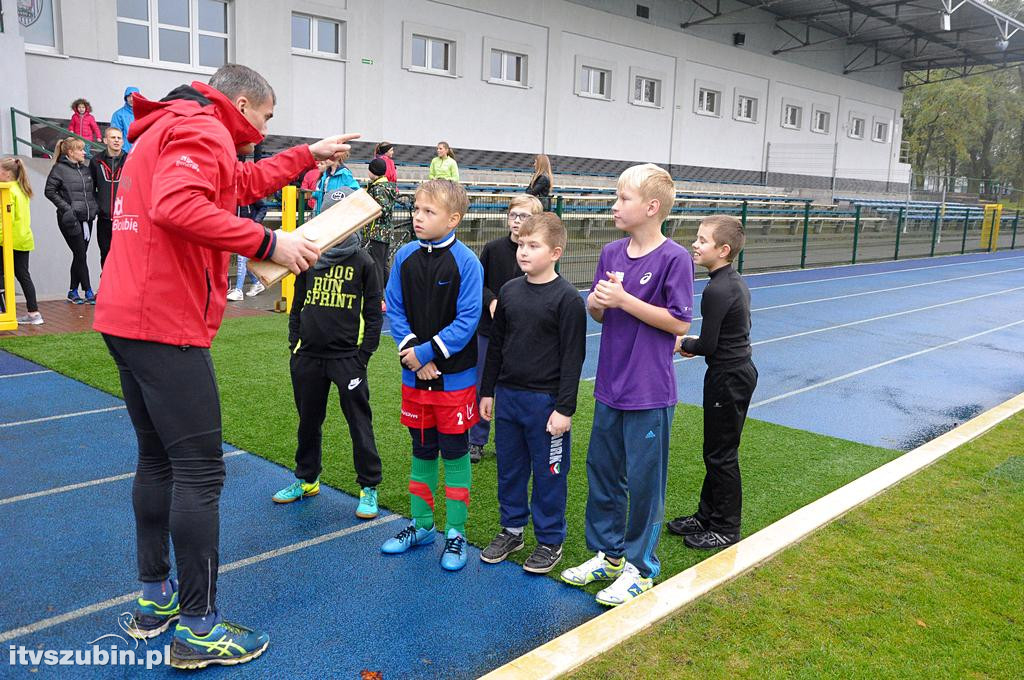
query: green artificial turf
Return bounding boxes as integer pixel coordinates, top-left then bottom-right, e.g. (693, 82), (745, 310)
(0, 313), (898, 587)
(572, 412), (1024, 679)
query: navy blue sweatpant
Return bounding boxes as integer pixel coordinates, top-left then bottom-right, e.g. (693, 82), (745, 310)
(584, 401), (673, 579)
(494, 385), (570, 545)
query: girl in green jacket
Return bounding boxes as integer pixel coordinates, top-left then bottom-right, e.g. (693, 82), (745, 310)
(0, 157), (42, 324)
(428, 141), (460, 182)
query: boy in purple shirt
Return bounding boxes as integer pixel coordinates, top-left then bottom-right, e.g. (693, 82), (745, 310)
(560, 164), (693, 606)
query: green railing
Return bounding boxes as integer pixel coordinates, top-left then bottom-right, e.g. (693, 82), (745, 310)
(9, 107), (106, 157)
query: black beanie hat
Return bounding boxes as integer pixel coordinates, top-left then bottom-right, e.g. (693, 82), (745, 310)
(368, 158), (388, 177)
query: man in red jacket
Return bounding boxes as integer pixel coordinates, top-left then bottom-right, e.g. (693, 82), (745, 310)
(93, 63), (358, 670)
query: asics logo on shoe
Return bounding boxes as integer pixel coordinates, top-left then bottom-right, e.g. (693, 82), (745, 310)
(348, 378), (362, 390)
(185, 635), (246, 657)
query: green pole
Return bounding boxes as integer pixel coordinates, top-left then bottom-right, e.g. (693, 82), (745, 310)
(894, 207), (904, 260)
(10, 109), (17, 156)
(737, 200), (747, 273)
(851, 205), (861, 264)
(960, 211), (970, 254)
(987, 211), (996, 251)
(296, 190), (306, 227)
(930, 206), (940, 257)
(554, 195), (563, 218)
(1013, 210), (1019, 250)
(799, 201), (810, 268)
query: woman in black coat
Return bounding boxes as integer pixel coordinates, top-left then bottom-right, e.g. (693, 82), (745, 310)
(45, 137), (98, 304)
(526, 153), (553, 210)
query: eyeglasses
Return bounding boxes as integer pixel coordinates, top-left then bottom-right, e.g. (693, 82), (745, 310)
(508, 212), (532, 222)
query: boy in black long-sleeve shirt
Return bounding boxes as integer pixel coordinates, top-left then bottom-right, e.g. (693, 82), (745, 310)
(478, 213), (586, 573)
(469, 194), (544, 463)
(272, 232), (384, 520)
(668, 215), (757, 550)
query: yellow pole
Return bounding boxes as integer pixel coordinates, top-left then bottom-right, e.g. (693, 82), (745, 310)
(277, 185), (297, 313)
(991, 204), (1003, 252)
(0, 184), (17, 331)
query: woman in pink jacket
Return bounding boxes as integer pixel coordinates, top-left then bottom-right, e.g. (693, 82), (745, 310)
(69, 98), (102, 143)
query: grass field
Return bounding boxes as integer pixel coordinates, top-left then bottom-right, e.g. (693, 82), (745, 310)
(1, 313), (899, 589)
(571, 411), (1024, 679)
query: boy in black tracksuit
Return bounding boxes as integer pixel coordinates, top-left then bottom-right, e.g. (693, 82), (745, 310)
(478, 214), (587, 573)
(273, 232), (384, 517)
(668, 215), (757, 550)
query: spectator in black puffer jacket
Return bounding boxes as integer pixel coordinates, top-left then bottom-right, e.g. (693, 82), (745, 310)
(45, 137), (98, 304)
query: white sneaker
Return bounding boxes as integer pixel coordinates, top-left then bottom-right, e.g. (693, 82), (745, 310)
(595, 561), (653, 607)
(560, 551), (625, 586)
(226, 288), (244, 301)
(17, 313), (44, 325)
(245, 281), (266, 297)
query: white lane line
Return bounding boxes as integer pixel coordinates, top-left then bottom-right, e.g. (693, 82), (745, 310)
(585, 265), (1024, 337)
(482, 391), (1024, 680)
(0, 406), (127, 429)
(0, 370), (52, 380)
(0, 450), (249, 507)
(0, 513), (403, 644)
(750, 318), (1024, 409)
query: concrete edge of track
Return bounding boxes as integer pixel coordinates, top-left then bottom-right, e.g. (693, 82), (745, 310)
(481, 390), (1024, 680)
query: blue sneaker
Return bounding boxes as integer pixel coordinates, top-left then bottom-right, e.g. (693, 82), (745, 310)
(440, 528), (468, 571)
(272, 478), (319, 504)
(126, 580), (180, 639)
(169, 620), (269, 669)
(355, 487), (378, 519)
(381, 522), (435, 554)
(84, 289), (96, 305)
(67, 290), (84, 305)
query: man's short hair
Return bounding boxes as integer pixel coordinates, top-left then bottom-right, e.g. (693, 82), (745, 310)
(209, 64), (276, 105)
(519, 212), (567, 252)
(508, 194), (543, 215)
(617, 163), (675, 221)
(700, 215), (746, 261)
(103, 127), (122, 139)
(415, 179), (469, 217)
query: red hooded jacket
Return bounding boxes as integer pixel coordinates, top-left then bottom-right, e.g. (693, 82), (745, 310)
(94, 82), (315, 347)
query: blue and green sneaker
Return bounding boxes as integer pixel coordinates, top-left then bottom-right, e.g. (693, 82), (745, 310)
(127, 581), (180, 639)
(355, 487), (378, 519)
(169, 620), (269, 669)
(381, 522), (435, 554)
(272, 478), (319, 504)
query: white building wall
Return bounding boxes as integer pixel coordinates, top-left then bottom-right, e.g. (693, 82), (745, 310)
(9, 0), (905, 182)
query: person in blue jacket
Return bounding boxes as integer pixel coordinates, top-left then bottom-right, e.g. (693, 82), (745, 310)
(109, 86), (140, 152)
(311, 149), (359, 215)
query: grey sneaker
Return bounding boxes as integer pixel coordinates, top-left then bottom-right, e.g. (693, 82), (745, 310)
(469, 443), (485, 464)
(667, 514), (706, 536)
(684, 530), (739, 550)
(523, 543), (563, 574)
(480, 529), (525, 564)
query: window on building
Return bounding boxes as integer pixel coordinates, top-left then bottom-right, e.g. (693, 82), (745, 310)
(411, 34), (454, 75)
(849, 116), (865, 139)
(291, 13), (344, 58)
(872, 120), (889, 142)
(782, 103), (802, 129)
(490, 49), (526, 85)
(19, 0), (57, 48)
(633, 76), (661, 106)
(697, 87), (721, 116)
(117, 0), (229, 69)
(734, 94), (757, 122)
(579, 65), (611, 99)
(812, 109), (830, 134)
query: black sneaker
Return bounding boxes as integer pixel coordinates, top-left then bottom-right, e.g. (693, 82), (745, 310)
(683, 530), (739, 550)
(667, 514), (706, 536)
(523, 543), (563, 574)
(480, 529), (525, 564)
(469, 444), (485, 464)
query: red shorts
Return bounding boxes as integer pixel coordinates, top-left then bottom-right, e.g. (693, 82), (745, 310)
(401, 385), (479, 434)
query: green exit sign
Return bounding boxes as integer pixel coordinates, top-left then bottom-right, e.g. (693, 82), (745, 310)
(361, 58), (374, 65)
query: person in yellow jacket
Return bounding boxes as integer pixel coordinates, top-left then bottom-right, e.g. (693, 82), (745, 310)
(0, 157), (42, 325)
(428, 141), (460, 182)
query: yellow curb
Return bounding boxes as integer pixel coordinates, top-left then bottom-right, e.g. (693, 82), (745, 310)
(482, 391), (1024, 679)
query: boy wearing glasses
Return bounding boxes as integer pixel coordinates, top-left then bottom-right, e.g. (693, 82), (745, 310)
(469, 194), (544, 463)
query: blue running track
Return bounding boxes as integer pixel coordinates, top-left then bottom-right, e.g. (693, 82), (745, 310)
(1, 252), (1022, 676)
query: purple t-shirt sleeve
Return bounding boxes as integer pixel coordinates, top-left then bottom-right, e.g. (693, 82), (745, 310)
(663, 252), (695, 322)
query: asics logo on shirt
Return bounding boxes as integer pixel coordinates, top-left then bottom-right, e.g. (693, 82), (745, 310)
(640, 272), (653, 285)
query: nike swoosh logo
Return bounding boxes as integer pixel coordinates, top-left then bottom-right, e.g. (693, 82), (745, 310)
(437, 280), (450, 286)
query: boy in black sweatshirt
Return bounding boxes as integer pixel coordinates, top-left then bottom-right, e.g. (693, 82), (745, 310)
(479, 213), (587, 573)
(668, 215), (757, 550)
(470, 194), (544, 463)
(272, 228), (384, 520)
